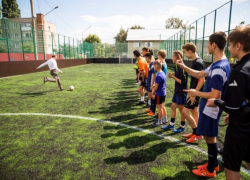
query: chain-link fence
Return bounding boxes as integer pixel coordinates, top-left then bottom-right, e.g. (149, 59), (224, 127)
(0, 18), (94, 61)
(160, 0), (249, 63)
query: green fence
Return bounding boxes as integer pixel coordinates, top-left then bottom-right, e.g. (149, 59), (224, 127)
(0, 18), (94, 61)
(160, 0), (249, 62)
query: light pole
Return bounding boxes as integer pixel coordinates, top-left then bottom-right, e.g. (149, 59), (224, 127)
(82, 26), (92, 41)
(44, 6), (59, 16)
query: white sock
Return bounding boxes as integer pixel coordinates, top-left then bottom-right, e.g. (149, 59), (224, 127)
(148, 100), (151, 105)
(141, 96), (144, 102)
(170, 122), (175, 126)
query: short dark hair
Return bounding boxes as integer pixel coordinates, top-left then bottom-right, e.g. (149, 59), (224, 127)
(209, 31), (227, 51)
(182, 43), (196, 53)
(142, 47), (149, 52)
(52, 55), (56, 58)
(228, 26), (250, 52)
(149, 49), (154, 56)
(144, 52), (152, 59)
(133, 50), (141, 57)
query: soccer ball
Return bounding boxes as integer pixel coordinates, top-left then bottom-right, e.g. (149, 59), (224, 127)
(69, 86), (74, 91)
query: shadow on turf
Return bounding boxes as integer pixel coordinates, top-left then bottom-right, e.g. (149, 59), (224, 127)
(16, 90), (54, 97)
(104, 141), (183, 165)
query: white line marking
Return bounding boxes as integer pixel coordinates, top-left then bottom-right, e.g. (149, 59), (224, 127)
(0, 112), (249, 176)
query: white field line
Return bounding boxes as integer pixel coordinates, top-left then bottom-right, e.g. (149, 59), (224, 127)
(0, 112), (249, 176)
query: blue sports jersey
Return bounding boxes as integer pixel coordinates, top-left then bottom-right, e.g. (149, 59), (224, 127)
(147, 62), (155, 86)
(155, 71), (166, 96)
(197, 59), (231, 137)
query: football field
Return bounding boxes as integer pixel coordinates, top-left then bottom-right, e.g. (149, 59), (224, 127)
(0, 64), (249, 180)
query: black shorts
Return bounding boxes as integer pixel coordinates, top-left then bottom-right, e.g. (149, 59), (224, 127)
(223, 130), (250, 172)
(156, 95), (165, 105)
(136, 69), (139, 74)
(184, 96), (200, 110)
(139, 77), (147, 88)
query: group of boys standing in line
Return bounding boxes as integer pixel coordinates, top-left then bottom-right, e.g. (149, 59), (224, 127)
(133, 26), (250, 179)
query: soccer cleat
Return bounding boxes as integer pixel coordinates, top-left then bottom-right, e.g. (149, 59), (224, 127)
(44, 77), (47, 84)
(145, 109), (151, 112)
(136, 101), (145, 105)
(192, 168), (216, 178)
(161, 125), (175, 130)
(143, 104), (150, 108)
(172, 127), (185, 133)
(137, 89), (141, 92)
(197, 162), (220, 172)
(186, 135), (203, 143)
(136, 82), (141, 86)
(151, 121), (162, 127)
(183, 133), (193, 138)
(146, 112), (155, 116)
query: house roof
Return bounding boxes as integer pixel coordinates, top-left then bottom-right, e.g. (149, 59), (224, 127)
(126, 29), (181, 41)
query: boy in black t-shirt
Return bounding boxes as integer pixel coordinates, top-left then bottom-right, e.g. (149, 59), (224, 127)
(181, 43), (206, 143)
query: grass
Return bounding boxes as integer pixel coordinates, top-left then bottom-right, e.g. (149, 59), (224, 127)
(0, 64), (249, 180)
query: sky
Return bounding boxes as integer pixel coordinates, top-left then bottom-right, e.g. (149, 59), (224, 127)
(17, 0), (250, 44)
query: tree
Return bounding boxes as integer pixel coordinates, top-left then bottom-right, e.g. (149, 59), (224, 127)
(236, 21), (245, 28)
(131, 25), (145, 29)
(23, 42), (34, 53)
(84, 34), (101, 43)
(2, 0), (21, 18)
(0, 43), (7, 52)
(114, 25), (145, 43)
(165, 17), (189, 29)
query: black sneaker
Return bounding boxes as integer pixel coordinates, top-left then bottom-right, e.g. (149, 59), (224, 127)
(136, 101), (145, 105)
(143, 104), (150, 108)
(44, 77), (47, 84)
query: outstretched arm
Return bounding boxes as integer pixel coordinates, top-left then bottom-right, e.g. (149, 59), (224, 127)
(36, 61), (48, 69)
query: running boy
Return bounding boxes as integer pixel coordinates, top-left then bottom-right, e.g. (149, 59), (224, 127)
(151, 60), (167, 126)
(36, 55), (64, 91)
(176, 31), (231, 178)
(133, 50), (148, 105)
(181, 43), (205, 143)
(162, 50), (188, 133)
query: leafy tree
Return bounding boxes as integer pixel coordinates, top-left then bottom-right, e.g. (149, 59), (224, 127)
(0, 43), (7, 52)
(114, 25), (145, 43)
(165, 17), (190, 29)
(84, 34), (101, 43)
(2, 0), (21, 18)
(23, 42), (34, 53)
(236, 21), (245, 28)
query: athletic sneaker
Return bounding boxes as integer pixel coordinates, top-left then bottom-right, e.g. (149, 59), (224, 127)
(183, 133), (193, 138)
(192, 168), (216, 178)
(161, 125), (175, 130)
(197, 162), (220, 172)
(151, 121), (162, 126)
(146, 112), (155, 116)
(186, 134), (203, 143)
(136, 82), (141, 86)
(145, 109), (151, 112)
(172, 127), (185, 133)
(136, 101), (145, 105)
(44, 77), (47, 84)
(143, 104), (150, 108)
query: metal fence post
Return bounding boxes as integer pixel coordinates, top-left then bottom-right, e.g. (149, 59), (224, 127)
(42, 30), (46, 60)
(58, 34), (60, 59)
(73, 38), (75, 59)
(226, 0), (233, 58)
(189, 25), (191, 43)
(212, 10), (217, 62)
(68, 37), (71, 58)
(201, 16), (206, 60)
(20, 23), (25, 61)
(195, 21), (198, 45)
(64, 36), (66, 59)
(4, 19), (10, 61)
(31, 26), (37, 60)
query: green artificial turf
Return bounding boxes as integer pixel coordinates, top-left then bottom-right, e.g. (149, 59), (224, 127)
(0, 64), (249, 180)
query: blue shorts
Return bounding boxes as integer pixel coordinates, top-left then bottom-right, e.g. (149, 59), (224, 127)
(172, 94), (186, 105)
(196, 98), (223, 137)
(146, 85), (151, 92)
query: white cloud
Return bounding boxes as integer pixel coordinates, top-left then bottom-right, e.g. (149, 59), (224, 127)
(69, 5), (199, 44)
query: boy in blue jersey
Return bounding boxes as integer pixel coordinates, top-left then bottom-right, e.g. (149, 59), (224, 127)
(151, 60), (167, 126)
(144, 52), (156, 115)
(176, 31), (231, 178)
(162, 50), (188, 133)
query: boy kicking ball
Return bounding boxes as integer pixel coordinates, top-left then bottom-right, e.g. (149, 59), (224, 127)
(162, 51), (188, 133)
(36, 55), (64, 91)
(151, 60), (167, 126)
